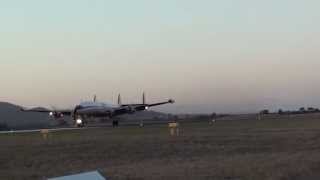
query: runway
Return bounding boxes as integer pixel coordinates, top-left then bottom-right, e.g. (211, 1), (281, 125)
(0, 120), (175, 134)
(0, 127), (91, 134)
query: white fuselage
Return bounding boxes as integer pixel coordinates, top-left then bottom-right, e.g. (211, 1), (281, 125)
(75, 101), (120, 116)
(74, 101), (121, 126)
(79, 101), (119, 108)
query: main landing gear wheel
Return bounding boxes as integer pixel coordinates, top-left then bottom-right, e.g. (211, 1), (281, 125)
(112, 120), (119, 127)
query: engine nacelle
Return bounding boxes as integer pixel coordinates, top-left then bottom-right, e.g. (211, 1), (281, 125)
(127, 105), (135, 114)
(168, 99), (175, 104)
(49, 112), (64, 119)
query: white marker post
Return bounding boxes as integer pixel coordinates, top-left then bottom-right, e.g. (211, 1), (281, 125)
(40, 129), (50, 140)
(169, 122), (179, 136)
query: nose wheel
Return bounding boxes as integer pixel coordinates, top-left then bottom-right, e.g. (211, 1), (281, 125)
(75, 116), (85, 127)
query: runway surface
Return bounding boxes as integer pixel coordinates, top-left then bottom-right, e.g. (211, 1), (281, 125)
(0, 120), (175, 134)
(0, 127), (92, 134)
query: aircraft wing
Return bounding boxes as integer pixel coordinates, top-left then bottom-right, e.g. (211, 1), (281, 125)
(113, 99), (175, 116)
(121, 99), (175, 107)
(148, 99), (175, 107)
(20, 107), (72, 116)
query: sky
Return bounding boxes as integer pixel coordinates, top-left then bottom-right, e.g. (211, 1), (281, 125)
(0, 0), (320, 114)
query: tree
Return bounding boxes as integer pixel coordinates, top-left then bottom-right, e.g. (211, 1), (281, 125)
(278, 109), (283, 115)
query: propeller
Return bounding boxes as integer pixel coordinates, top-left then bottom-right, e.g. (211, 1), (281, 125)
(143, 92), (146, 104)
(118, 94), (122, 105)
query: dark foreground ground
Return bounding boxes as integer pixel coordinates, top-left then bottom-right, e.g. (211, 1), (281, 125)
(2, 115), (320, 180)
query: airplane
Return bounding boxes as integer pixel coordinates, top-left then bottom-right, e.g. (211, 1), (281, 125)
(21, 92), (175, 127)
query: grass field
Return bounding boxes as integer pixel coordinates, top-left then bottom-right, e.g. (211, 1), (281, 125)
(2, 115), (320, 180)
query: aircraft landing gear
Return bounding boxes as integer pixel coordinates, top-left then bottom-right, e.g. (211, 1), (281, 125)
(77, 123), (85, 128)
(112, 120), (119, 127)
(75, 116), (85, 128)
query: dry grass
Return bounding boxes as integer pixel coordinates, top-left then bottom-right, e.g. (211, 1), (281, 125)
(2, 116), (320, 180)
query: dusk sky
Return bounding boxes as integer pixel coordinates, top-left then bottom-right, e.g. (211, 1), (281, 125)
(1, 0), (320, 114)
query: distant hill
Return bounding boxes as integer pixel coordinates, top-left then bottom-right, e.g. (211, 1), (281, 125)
(0, 102), (51, 130)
